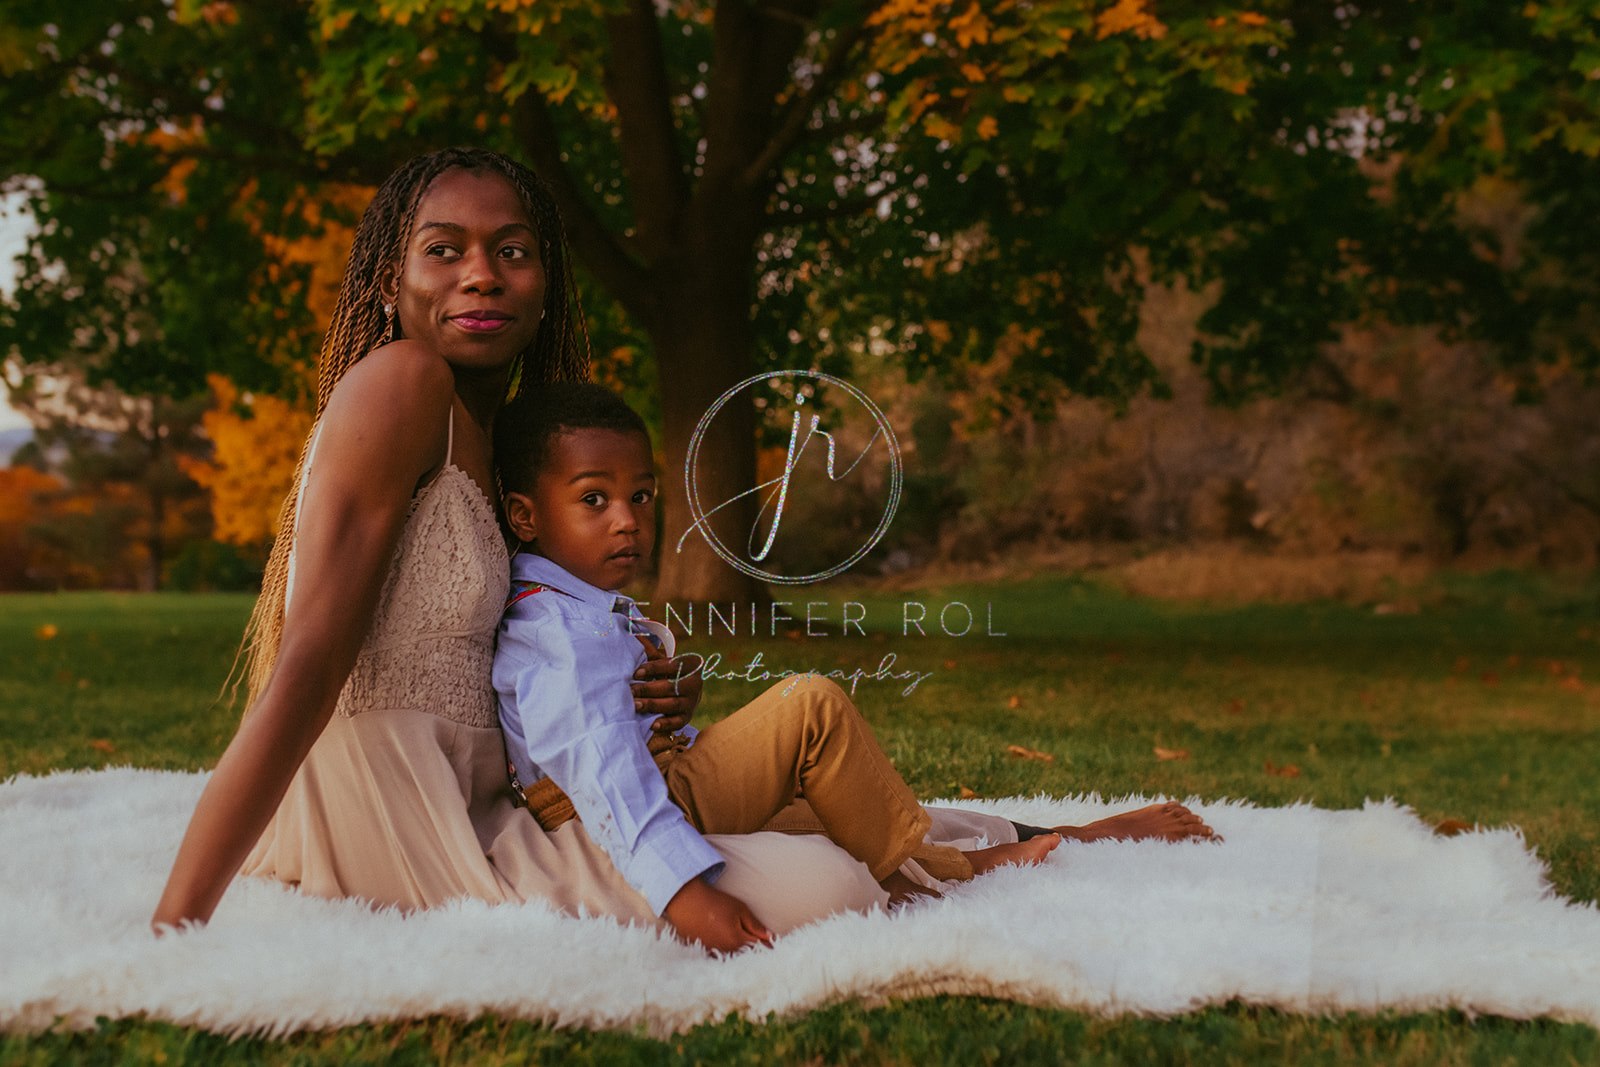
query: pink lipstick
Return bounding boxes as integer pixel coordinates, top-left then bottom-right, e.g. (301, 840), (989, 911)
(451, 310), (512, 333)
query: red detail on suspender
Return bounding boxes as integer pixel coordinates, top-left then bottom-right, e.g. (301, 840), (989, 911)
(504, 581), (546, 614)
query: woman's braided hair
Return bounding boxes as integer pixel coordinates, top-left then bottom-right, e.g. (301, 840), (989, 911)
(238, 147), (592, 708)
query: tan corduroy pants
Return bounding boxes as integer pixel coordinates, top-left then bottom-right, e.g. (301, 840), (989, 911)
(527, 674), (972, 883)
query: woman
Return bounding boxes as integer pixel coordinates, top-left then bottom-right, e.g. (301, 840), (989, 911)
(153, 147), (1210, 943)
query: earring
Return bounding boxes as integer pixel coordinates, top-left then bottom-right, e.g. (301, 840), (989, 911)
(381, 303), (396, 344)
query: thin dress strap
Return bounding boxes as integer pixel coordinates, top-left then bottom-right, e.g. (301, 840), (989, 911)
(285, 421), (325, 613)
(445, 404), (455, 468)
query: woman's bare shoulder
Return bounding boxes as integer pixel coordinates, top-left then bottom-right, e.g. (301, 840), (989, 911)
(329, 342), (454, 414)
(316, 343), (457, 486)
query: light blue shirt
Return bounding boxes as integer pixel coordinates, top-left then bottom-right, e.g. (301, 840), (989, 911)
(493, 551), (723, 916)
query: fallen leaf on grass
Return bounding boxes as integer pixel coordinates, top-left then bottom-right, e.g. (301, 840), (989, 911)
(942, 659), (957, 670)
(88, 739), (116, 754)
(1005, 744), (1055, 763)
(1560, 675), (1584, 693)
(1434, 818), (1473, 836)
(1480, 672), (1499, 687)
(1225, 698), (1245, 714)
(1264, 760), (1301, 778)
(1006, 694), (1023, 709)
(958, 786), (979, 799)
(35, 623), (58, 640)
(1153, 746), (1189, 762)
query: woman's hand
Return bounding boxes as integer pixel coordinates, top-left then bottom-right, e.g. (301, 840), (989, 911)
(661, 876), (773, 954)
(632, 635), (702, 735)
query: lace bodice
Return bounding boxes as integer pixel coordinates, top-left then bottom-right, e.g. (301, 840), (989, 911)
(314, 464), (508, 728)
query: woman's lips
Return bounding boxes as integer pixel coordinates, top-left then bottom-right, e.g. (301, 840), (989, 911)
(450, 312), (512, 333)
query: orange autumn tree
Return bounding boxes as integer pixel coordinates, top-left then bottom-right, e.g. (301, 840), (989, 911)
(182, 375), (314, 546)
(186, 183), (369, 546)
(0, 466), (68, 589)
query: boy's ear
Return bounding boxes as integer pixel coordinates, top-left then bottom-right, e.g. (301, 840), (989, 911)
(503, 491), (538, 544)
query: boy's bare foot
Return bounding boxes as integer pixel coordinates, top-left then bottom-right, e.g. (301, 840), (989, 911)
(966, 832), (1062, 875)
(879, 869), (942, 909)
(1056, 802), (1216, 843)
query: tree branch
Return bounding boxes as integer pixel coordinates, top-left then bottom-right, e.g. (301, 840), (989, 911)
(71, 52), (307, 160)
(738, 11), (883, 191)
(766, 191), (884, 227)
(807, 109), (887, 146)
(602, 0), (689, 264)
(64, 52), (395, 186)
(510, 91), (654, 323)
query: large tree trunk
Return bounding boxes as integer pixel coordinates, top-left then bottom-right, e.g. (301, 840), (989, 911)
(649, 217), (766, 607)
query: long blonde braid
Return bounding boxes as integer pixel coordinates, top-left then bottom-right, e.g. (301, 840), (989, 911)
(236, 148), (592, 710)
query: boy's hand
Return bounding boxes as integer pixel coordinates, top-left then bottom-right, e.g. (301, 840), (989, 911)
(632, 636), (703, 734)
(662, 877), (774, 955)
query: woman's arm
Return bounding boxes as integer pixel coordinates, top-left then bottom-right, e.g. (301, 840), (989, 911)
(152, 343), (457, 930)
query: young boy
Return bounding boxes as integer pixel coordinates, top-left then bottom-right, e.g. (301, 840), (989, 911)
(491, 383), (1059, 951)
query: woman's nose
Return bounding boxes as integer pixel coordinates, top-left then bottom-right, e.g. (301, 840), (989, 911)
(459, 247), (503, 292)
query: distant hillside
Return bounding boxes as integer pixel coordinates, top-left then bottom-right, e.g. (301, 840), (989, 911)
(0, 426), (33, 464)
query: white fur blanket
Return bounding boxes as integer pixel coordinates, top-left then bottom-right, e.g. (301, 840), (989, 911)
(3, 768), (1598, 1037)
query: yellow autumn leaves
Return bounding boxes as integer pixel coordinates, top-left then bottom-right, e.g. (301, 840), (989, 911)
(181, 377), (312, 546)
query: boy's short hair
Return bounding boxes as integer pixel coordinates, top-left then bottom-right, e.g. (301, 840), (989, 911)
(495, 382), (651, 495)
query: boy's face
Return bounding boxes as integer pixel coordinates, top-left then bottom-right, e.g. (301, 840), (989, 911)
(505, 427), (656, 590)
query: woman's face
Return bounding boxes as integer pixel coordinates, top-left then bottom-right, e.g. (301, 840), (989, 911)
(390, 167), (546, 374)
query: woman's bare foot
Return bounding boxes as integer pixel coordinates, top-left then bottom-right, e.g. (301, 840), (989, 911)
(879, 869), (941, 909)
(966, 832), (1062, 875)
(1056, 802), (1215, 843)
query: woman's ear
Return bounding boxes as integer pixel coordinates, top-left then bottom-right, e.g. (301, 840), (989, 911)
(503, 491), (538, 545)
(378, 264), (399, 307)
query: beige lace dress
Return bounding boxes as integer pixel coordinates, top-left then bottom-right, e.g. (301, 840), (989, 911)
(239, 423), (990, 932)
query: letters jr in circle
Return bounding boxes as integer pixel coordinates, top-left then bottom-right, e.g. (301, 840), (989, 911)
(679, 370), (903, 585)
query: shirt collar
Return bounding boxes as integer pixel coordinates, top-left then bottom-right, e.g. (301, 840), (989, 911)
(511, 551), (635, 615)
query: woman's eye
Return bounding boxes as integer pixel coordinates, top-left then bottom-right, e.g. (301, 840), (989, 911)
(424, 244), (458, 258)
(499, 244), (531, 260)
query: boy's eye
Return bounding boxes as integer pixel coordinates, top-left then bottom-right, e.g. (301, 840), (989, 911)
(580, 492), (605, 507)
(632, 489), (654, 505)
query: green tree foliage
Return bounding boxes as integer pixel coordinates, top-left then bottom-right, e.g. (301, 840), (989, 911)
(1, 0), (1597, 597)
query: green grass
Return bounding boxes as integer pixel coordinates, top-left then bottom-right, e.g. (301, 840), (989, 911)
(4, 576), (1599, 1063)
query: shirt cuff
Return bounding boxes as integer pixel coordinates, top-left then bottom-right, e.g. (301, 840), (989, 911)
(628, 822), (726, 916)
